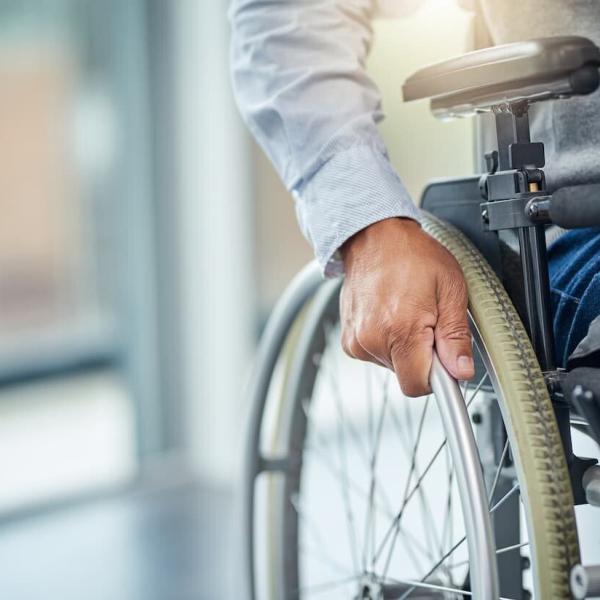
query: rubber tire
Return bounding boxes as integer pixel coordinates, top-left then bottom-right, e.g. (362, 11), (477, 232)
(421, 213), (579, 598)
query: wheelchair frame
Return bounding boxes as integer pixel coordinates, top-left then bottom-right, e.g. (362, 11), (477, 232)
(421, 99), (600, 509)
(243, 35), (600, 599)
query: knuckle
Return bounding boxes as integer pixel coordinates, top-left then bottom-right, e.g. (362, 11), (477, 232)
(440, 270), (468, 301)
(388, 328), (412, 360)
(340, 330), (356, 358)
(389, 319), (433, 356)
(440, 321), (471, 342)
(355, 323), (383, 355)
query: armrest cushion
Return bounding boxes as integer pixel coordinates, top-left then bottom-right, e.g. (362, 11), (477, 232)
(403, 36), (600, 118)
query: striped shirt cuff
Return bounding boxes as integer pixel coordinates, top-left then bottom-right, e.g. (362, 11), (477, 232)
(295, 144), (422, 277)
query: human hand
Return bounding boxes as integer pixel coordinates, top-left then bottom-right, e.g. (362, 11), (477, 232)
(340, 217), (474, 397)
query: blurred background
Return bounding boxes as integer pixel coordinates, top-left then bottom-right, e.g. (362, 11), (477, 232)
(0, 0), (485, 598)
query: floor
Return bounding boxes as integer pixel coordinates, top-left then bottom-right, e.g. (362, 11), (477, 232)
(0, 480), (233, 600)
(0, 369), (135, 513)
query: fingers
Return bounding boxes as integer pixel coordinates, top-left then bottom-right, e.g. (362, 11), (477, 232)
(339, 293), (380, 367)
(434, 275), (474, 381)
(390, 326), (435, 397)
(342, 319), (435, 397)
(341, 327), (383, 365)
(341, 274), (471, 395)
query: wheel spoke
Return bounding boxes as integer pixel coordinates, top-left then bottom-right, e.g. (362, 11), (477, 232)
(374, 372), (488, 562)
(324, 367), (371, 465)
(496, 540), (529, 555)
(490, 482), (520, 514)
(302, 413), (429, 575)
(401, 396), (444, 567)
(294, 575), (360, 596)
(362, 375), (390, 572)
(448, 541), (530, 570)
(395, 535), (467, 600)
(387, 405), (450, 571)
(372, 365), (507, 586)
(319, 330), (362, 574)
(291, 494), (351, 575)
(303, 422), (376, 513)
(334, 394), (360, 573)
(299, 544), (351, 577)
(383, 576), (474, 597)
(466, 372), (490, 406)
(383, 577), (517, 600)
(373, 436), (447, 567)
(380, 396), (431, 578)
(302, 396), (393, 518)
(356, 422), (517, 594)
(366, 365), (375, 454)
(323, 325), (371, 466)
(488, 438), (510, 505)
(302, 370), (434, 575)
(303, 441), (390, 521)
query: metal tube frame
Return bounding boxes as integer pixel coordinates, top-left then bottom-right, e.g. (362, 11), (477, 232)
(516, 225), (556, 371)
(430, 353), (500, 599)
(489, 106), (556, 372)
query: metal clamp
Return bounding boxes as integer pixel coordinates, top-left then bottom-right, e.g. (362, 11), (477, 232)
(583, 465), (600, 507)
(481, 192), (553, 231)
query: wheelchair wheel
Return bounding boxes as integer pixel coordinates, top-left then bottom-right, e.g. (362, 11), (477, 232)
(247, 215), (579, 599)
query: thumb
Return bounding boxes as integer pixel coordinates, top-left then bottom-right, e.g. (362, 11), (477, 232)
(434, 278), (474, 381)
(390, 326), (435, 398)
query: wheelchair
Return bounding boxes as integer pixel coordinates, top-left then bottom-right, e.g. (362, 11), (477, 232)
(243, 36), (600, 599)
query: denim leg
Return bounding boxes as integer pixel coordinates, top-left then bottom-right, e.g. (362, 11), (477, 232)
(548, 228), (600, 367)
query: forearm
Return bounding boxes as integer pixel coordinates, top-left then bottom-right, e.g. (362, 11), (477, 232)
(230, 0), (421, 275)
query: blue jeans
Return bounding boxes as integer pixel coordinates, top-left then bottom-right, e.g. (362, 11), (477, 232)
(548, 228), (600, 367)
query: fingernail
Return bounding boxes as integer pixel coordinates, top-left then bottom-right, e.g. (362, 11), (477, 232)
(457, 355), (474, 375)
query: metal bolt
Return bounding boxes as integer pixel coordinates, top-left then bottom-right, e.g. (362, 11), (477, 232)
(472, 412), (483, 425)
(570, 564), (588, 600)
(481, 209), (489, 224)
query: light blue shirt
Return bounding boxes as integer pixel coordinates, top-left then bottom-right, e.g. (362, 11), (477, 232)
(229, 0), (421, 276)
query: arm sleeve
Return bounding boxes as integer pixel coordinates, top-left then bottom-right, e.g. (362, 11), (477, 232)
(229, 0), (421, 276)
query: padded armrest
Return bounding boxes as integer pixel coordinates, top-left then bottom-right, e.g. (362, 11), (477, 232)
(402, 36), (600, 118)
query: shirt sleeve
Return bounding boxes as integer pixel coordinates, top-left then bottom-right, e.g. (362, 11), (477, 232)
(229, 0), (422, 276)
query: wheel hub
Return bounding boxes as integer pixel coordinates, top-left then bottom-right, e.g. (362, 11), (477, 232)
(355, 576), (382, 600)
